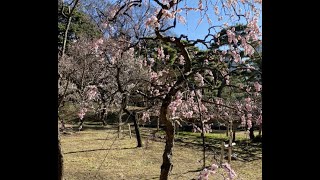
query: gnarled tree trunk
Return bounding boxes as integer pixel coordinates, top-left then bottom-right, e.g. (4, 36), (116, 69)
(58, 133), (64, 180)
(118, 108), (123, 138)
(249, 126), (255, 140)
(132, 112), (143, 147)
(124, 109), (142, 147)
(232, 123), (237, 142)
(226, 125), (229, 137)
(157, 117), (160, 131)
(100, 100), (107, 126)
(78, 118), (85, 131)
(160, 103), (174, 180)
(258, 123), (262, 136)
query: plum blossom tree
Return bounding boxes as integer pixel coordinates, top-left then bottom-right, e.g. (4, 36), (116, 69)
(58, 0), (262, 179)
(125, 1), (262, 179)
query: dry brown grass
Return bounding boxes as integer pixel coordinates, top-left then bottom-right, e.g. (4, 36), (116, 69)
(61, 127), (261, 180)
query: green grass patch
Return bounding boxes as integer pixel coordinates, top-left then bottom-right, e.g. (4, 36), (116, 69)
(61, 127), (261, 179)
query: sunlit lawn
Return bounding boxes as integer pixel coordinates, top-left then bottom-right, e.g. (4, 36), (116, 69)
(61, 126), (262, 179)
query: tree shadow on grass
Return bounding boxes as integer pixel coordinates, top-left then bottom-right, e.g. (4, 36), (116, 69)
(135, 130), (261, 163)
(157, 134), (262, 163)
(64, 147), (137, 154)
(113, 127), (262, 162)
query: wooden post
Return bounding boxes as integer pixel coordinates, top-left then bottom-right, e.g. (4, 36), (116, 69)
(220, 141), (225, 165)
(128, 124), (132, 139)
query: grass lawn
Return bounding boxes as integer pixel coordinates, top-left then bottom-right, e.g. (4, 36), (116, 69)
(60, 125), (262, 180)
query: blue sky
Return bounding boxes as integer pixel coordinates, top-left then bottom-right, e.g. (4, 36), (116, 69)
(170, 1), (262, 46)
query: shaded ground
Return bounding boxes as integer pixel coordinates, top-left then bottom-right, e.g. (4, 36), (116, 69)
(60, 125), (261, 180)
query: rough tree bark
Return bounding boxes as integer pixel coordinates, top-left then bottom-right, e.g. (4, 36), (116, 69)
(115, 66), (125, 138)
(99, 98), (107, 126)
(100, 104), (107, 126)
(249, 126), (255, 140)
(157, 117), (160, 131)
(200, 123), (206, 168)
(58, 132), (64, 180)
(124, 109), (143, 147)
(118, 108), (123, 138)
(226, 125), (229, 137)
(217, 81), (225, 99)
(159, 102), (175, 180)
(153, 5), (193, 178)
(228, 121), (233, 163)
(132, 111), (142, 147)
(258, 123), (262, 136)
(232, 124), (236, 142)
(78, 118), (85, 130)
